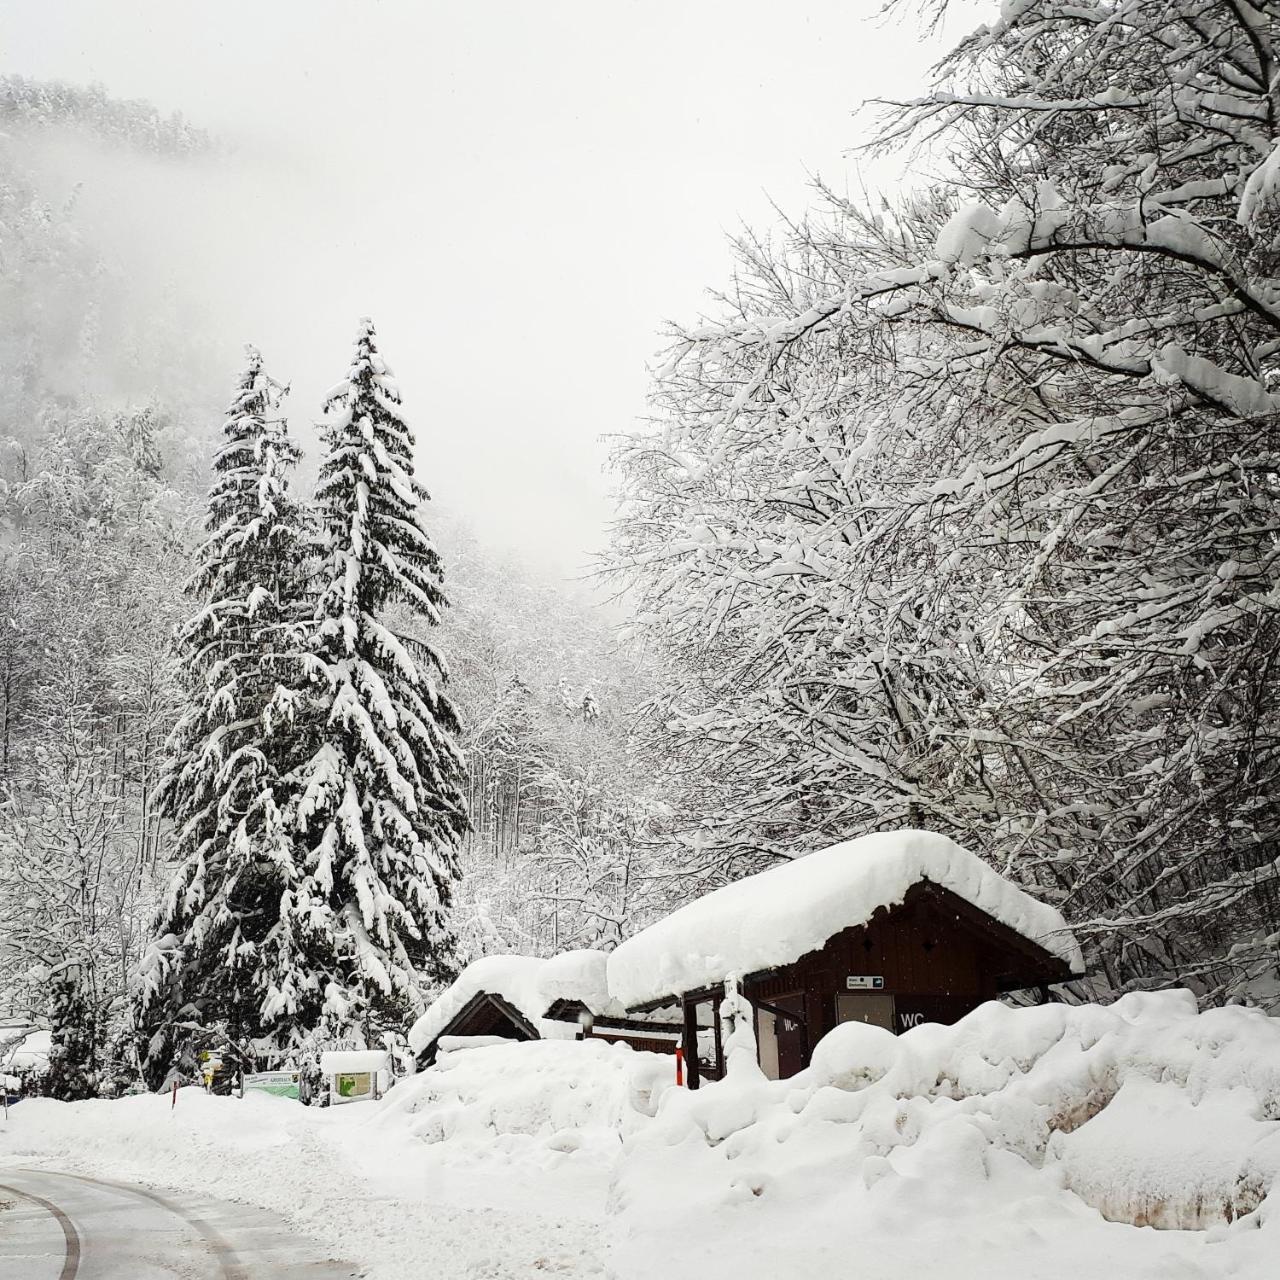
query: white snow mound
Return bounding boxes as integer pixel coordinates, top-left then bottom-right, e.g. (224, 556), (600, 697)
(379, 1037), (676, 1151)
(609, 989), (1280, 1279)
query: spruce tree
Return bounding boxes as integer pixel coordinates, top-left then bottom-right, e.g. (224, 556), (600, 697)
(42, 965), (96, 1100)
(134, 349), (314, 1083)
(290, 318), (467, 1042)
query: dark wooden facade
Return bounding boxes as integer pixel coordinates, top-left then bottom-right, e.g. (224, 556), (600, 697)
(416, 991), (540, 1068)
(418, 993), (684, 1070)
(545, 998), (683, 1057)
(668, 880), (1075, 1088)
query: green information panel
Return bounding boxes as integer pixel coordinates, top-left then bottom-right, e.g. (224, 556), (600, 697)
(245, 1071), (300, 1100)
(337, 1071), (371, 1099)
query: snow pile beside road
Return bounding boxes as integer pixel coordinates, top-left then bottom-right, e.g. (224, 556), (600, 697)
(3, 994), (1277, 1279)
(0, 1086), (613, 1278)
(379, 1037), (676, 1153)
(609, 990), (1279, 1280)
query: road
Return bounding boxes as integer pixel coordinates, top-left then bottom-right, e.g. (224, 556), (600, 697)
(0, 1168), (357, 1279)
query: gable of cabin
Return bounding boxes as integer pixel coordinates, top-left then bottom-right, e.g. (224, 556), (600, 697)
(416, 991), (540, 1068)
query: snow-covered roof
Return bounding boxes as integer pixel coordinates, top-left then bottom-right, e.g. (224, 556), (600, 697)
(319, 1049), (390, 1075)
(408, 950), (613, 1058)
(607, 829), (1084, 1009)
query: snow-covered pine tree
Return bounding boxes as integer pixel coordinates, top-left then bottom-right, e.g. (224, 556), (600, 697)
(42, 964), (96, 1100)
(134, 349), (314, 1084)
(290, 319), (467, 1042)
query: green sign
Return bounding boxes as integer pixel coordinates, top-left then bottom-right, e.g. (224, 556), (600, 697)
(336, 1071), (371, 1099)
(245, 1071), (300, 1100)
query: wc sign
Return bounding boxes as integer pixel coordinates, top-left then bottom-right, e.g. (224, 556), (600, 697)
(898, 1011), (927, 1030)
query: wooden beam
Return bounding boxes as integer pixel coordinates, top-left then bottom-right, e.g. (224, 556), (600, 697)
(682, 996), (701, 1091)
(711, 993), (724, 1081)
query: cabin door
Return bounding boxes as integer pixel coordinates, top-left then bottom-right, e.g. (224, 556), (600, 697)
(771, 994), (808, 1078)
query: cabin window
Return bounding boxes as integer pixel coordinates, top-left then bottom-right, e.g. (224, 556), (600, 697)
(836, 992), (895, 1031)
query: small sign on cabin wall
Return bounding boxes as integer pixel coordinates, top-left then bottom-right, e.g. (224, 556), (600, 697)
(845, 975), (885, 990)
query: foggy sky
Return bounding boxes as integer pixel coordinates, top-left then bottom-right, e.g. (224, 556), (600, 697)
(2, 0), (969, 577)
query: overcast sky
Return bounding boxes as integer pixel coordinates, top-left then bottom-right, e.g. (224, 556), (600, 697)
(2, 0), (976, 577)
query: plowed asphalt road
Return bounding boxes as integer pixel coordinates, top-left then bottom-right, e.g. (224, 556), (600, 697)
(0, 1168), (357, 1279)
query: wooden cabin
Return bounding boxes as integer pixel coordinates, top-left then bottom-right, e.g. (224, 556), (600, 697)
(410, 950), (680, 1069)
(607, 829), (1084, 1088)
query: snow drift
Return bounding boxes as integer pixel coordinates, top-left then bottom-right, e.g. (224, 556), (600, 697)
(4, 993), (1277, 1280)
(608, 989), (1279, 1278)
(396, 989), (1279, 1279)
(380, 1037), (675, 1149)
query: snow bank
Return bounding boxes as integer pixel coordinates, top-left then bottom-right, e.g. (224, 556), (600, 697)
(380, 1038), (676, 1152)
(609, 990), (1279, 1280)
(1049, 1075), (1279, 1229)
(408, 949), (611, 1057)
(608, 829), (1082, 1008)
(3, 994), (1276, 1279)
(1, 1085), (614, 1279)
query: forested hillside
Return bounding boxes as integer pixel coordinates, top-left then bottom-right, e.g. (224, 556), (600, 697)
(0, 77), (666, 1083)
(0, 80), (216, 1073)
(4, 0), (1278, 1100)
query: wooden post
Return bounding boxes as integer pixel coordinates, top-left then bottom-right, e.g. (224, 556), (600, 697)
(711, 993), (724, 1080)
(681, 997), (701, 1091)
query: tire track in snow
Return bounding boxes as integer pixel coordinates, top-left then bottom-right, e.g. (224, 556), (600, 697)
(0, 1179), (81, 1280)
(27, 1169), (247, 1279)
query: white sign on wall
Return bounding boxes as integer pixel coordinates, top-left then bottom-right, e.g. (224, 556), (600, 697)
(845, 975), (885, 990)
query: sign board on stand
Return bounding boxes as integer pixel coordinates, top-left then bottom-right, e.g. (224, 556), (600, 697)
(245, 1070), (301, 1100)
(318, 1050), (390, 1106)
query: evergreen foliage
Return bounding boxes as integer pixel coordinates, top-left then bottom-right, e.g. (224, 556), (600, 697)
(42, 966), (96, 1100)
(290, 319), (468, 1042)
(134, 349), (313, 1079)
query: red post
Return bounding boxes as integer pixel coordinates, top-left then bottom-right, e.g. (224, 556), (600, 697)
(171, 1079), (178, 1110)
(675, 1047), (684, 1088)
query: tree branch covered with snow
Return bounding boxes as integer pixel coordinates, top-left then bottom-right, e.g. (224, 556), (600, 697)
(609, 0), (1280, 1002)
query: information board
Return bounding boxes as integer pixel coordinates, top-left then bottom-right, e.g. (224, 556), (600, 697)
(245, 1070), (300, 1100)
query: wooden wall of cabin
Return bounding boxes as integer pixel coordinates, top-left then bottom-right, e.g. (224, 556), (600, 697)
(744, 891), (1019, 1065)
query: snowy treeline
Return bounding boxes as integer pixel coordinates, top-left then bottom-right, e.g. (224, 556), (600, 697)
(0, 74), (211, 156)
(610, 0), (1280, 1002)
(0, 80), (666, 1090)
(436, 534), (672, 956)
(0, 88), (212, 1088)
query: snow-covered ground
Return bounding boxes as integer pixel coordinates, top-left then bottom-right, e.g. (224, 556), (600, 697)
(2, 992), (1277, 1279)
